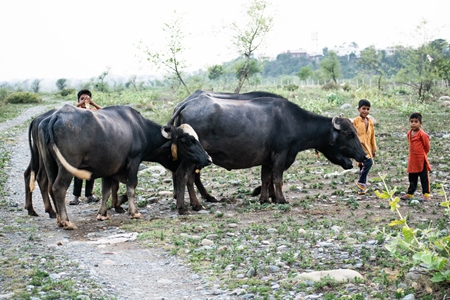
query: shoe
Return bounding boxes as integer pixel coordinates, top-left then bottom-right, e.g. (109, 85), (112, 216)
(87, 195), (99, 203)
(358, 189), (366, 195)
(419, 194), (431, 202)
(400, 194), (413, 201)
(355, 181), (367, 191)
(69, 196), (80, 205)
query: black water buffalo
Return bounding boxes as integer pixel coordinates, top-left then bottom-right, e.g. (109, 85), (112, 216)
(38, 104), (211, 229)
(168, 90), (367, 208)
(24, 109), (57, 218)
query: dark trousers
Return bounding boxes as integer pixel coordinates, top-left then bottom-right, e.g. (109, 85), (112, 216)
(358, 158), (373, 185)
(73, 177), (95, 197)
(407, 162), (430, 195)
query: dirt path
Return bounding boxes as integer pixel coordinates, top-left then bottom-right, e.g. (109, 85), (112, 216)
(0, 104), (233, 300)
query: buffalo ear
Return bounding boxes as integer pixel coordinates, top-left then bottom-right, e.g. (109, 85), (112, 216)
(329, 129), (339, 146)
(171, 143), (178, 161)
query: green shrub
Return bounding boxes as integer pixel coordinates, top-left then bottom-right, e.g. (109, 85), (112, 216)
(5, 92), (42, 104)
(321, 82), (339, 90)
(0, 88), (9, 102)
(341, 82), (351, 92)
(283, 84), (299, 91)
(326, 93), (345, 105)
(376, 175), (450, 284)
(58, 88), (76, 98)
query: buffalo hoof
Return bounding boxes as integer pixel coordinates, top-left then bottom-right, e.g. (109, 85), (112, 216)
(97, 214), (110, 221)
(27, 209), (39, 217)
(275, 200), (289, 204)
(63, 221), (77, 230)
(205, 196), (219, 203)
(251, 186), (262, 196)
(130, 212), (143, 219)
(191, 204), (204, 211)
(47, 210), (57, 219)
(56, 215), (63, 227)
(178, 208), (190, 215)
(114, 206), (126, 213)
(259, 199), (272, 204)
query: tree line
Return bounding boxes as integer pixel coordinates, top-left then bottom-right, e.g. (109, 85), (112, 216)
(1, 0), (448, 103)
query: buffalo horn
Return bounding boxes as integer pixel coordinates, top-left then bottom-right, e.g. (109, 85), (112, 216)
(161, 126), (171, 139)
(332, 116), (341, 130)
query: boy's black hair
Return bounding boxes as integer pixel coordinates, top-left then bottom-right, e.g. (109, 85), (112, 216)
(358, 99), (371, 108)
(77, 89), (92, 100)
(409, 112), (422, 123)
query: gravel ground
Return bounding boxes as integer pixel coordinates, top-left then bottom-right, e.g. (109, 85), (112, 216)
(0, 105), (236, 300)
(1, 104), (447, 300)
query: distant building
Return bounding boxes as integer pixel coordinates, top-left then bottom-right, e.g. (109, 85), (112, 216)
(285, 49), (308, 58)
(280, 43), (401, 61)
(330, 43), (360, 57)
(376, 46), (397, 56)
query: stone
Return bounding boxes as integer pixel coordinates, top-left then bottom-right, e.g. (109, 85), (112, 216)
(295, 269), (364, 282)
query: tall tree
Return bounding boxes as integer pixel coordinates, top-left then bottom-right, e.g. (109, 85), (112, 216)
(126, 75), (140, 92)
(297, 66), (313, 80)
(56, 78), (67, 91)
(396, 45), (437, 101)
(95, 67), (110, 92)
(208, 65), (224, 81)
(31, 79), (42, 93)
(429, 39), (450, 86)
(235, 59), (261, 83)
(319, 51), (341, 84)
(395, 20), (442, 100)
(358, 46), (386, 90)
(231, 0), (274, 93)
(139, 11), (190, 95)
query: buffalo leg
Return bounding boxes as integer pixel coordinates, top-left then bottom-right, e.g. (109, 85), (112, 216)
(110, 179), (126, 213)
(187, 171), (203, 211)
(251, 183), (276, 200)
(175, 162), (197, 215)
(52, 171), (76, 230)
(194, 172), (218, 202)
(36, 165), (56, 218)
(172, 171), (178, 200)
(124, 167), (142, 219)
(259, 166), (272, 204)
(173, 169), (204, 211)
(24, 166), (39, 216)
(97, 177), (113, 220)
(272, 169), (287, 204)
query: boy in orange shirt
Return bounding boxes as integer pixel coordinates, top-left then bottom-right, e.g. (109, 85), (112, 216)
(400, 112), (431, 201)
(353, 99), (377, 195)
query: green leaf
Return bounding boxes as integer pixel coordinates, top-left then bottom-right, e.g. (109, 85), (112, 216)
(389, 219), (405, 226)
(402, 227), (415, 243)
(375, 190), (390, 199)
(440, 201), (450, 208)
(430, 272), (445, 283)
(389, 197), (400, 211)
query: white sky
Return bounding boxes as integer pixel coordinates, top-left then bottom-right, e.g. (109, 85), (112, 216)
(1, 0), (449, 82)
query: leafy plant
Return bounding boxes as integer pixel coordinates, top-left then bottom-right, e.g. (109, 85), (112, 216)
(5, 92), (42, 104)
(375, 174), (450, 283)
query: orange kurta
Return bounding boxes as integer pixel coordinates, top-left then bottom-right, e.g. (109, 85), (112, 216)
(353, 116), (377, 158)
(407, 129), (431, 173)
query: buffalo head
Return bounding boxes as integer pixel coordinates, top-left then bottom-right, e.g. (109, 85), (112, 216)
(161, 124), (212, 169)
(317, 117), (367, 169)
